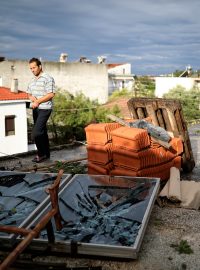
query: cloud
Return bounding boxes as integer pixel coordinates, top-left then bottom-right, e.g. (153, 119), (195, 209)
(1, 0), (200, 74)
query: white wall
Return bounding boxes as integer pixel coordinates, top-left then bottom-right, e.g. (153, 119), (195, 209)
(155, 77), (197, 97)
(108, 63), (134, 93)
(0, 101), (28, 157)
(108, 77), (134, 94)
(108, 63), (131, 75)
(0, 60), (108, 104)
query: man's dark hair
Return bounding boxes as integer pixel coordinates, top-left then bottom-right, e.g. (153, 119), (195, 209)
(29, 57), (42, 67)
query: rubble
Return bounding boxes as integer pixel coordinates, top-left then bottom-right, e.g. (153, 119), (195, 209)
(85, 120), (183, 180)
(127, 97), (195, 172)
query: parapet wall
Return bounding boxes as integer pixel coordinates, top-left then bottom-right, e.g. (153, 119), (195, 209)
(0, 60), (108, 103)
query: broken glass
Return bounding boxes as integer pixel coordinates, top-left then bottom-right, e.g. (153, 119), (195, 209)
(0, 171), (70, 237)
(39, 175), (159, 248)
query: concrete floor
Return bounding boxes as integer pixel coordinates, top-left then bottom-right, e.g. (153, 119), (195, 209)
(1, 126), (200, 269)
(0, 143), (87, 171)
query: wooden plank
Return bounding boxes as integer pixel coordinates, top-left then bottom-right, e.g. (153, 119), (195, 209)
(162, 108), (173, 132)
(127, 100), (138, 119)
(156, 109), (166, 129)
(166, 108), (179, 133)
(146, 104), (159, 126)
(137, 107), (145, 119)
(178, 108), (188, 131)
(106, 114), (130, 127)
(174, 109), (184, 132)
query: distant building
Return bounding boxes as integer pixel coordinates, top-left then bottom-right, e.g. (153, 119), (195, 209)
(0, 87), (33, 157)
(155, 65), (200, 97)
(107, 63), (135, 94)
(0, 58), (135, 104)
(155, 77), (200, 97)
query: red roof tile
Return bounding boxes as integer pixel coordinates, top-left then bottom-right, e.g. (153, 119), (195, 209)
(107, 63), (124, 69)
(0, 87), (28, 101)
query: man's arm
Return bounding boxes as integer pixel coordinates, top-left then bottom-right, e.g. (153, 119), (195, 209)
(28, 93), (37, 103)
(31, 92), (55, 109)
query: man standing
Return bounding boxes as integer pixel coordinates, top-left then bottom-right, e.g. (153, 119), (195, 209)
(27, 58), (56, 163)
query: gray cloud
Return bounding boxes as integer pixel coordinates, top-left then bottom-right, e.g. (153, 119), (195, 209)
(0, 0), (200, 74)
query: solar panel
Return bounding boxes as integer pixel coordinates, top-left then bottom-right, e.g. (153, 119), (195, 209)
(29, 174), (160, 259)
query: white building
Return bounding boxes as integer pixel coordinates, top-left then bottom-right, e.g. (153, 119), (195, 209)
(0, 87), (31, 157)
(0, 59), (136, 104)
(107, 63), (135, 94)
(155, 77), (200, 98)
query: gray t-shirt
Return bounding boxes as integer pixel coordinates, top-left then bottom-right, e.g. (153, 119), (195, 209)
(27, 72), (56, 109)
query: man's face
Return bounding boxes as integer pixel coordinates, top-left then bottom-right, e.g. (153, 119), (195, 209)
(29, 62), (42, 77)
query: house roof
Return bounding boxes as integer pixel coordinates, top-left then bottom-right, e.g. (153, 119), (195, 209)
(102, 97), (131, 119)
(0, 87), (28, 101)
(107, 63), (125, 69)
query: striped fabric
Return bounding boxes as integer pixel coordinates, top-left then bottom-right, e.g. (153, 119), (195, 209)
(27, 72), (56, 109)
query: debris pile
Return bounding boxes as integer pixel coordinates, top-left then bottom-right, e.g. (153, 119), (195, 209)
(26, 174), (159, 259)
(85, 120), (183, 181)
(127, 97), (195, 172)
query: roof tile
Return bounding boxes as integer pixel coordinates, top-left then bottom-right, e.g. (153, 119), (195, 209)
(0, 87), (28, 101)
(107, 63), (124, 69)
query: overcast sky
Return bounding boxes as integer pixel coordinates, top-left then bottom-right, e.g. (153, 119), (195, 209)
(1, 0), (200, 75)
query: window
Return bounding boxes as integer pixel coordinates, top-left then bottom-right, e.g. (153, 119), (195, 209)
(5, 115), (15, 136)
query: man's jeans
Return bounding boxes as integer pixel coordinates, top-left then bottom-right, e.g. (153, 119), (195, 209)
(32, 108), (52, 157)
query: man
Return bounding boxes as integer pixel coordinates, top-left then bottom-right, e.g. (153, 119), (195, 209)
(27, 57), (56, 163)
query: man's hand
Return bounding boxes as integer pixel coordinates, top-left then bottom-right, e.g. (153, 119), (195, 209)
(29, 93), (55, 109)
(32, 100), (39, 109)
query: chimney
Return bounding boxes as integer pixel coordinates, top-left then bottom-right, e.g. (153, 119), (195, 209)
(59, 53), (68, 63)
(11, 78), (18, 93)
(97, 56), (107, 64)
(79, 56), (91, 63)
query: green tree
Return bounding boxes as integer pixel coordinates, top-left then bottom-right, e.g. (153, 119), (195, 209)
(49, 90), (120, 143)
(172, 70), (185, 77)
(134, 76), (155, 97)
(163, 85), (200, 121)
